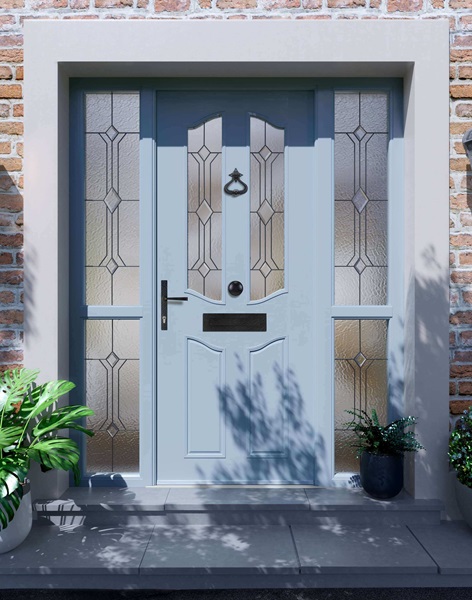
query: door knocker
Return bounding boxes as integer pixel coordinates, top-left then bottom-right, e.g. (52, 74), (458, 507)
(224, 168), (248, 197)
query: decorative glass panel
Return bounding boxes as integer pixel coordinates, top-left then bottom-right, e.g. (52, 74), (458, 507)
(334, 92), (388, 305)
(250, 117), (285, 301)
(334, 319), (388, 473)
(85, 92), (140, 305)
(85, 320), (140, 473)
(188, 116), (222, 301)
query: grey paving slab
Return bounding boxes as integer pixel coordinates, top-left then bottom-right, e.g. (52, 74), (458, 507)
(140, 525), (300, 574)
(35, 487), (170, 512)
(291, 524), (438, 574)
(409, 521), (472, 574)
(0, 522), (154, 574)
(305, 488), (443, 512)
(165, 488), (309, 511)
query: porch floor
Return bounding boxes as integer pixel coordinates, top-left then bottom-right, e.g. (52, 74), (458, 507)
(2, 488), (471, 589)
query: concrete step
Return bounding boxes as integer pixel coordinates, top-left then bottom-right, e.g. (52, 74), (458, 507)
(34, 487), (443, 526)
(3, 520), (472, 589)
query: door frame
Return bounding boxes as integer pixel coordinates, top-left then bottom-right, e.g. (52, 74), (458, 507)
(25, 20), (449, 503)
(69, 77), (404, 487)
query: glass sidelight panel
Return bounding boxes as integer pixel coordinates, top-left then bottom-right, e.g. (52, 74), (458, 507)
(250, 117), (285, 301)
(187, 116), (223, 301)
(85, 319), (140, 473)
(334, 319), (388, 473)
(84, 92), (140, 306)
(334, 92), (388, 306)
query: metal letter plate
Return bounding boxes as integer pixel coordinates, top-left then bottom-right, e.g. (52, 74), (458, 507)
(203, 313), (267, 332)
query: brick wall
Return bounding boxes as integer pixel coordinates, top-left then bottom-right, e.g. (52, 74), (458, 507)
(0, 0), (469, 412)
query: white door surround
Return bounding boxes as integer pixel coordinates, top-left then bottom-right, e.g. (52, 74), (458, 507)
(24, 20), (450, 508)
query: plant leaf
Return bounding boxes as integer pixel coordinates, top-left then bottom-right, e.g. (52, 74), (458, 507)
(27, 437), (80, 472)
(0, 456), (28, 500)
(0, 369), (39, 412)
(26, 381), (76, 421)
(32, 405), (94, 438)
(0, 426), (23, 450)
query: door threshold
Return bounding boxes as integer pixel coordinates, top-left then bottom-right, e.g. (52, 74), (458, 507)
(147, 484), (320, 488)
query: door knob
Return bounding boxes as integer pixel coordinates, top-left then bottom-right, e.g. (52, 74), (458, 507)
(161, 280), (188, 330)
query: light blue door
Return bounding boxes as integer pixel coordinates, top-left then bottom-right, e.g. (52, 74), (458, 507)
(157, 91), (316, 484)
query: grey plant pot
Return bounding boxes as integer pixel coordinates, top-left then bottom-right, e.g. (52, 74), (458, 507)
(455, 476), (472, 528)
(0, 486), (32, 554)
(360, 451), (404, 500)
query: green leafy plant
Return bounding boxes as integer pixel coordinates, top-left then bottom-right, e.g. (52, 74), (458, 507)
(0, 369), (93, 529)
(345, 408), (424, 457)
(449, 407), (472, 488)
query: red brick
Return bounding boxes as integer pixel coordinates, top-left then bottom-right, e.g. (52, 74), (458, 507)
(387, 0), (422, 10)
(430, 0), (443, 6)
(451, 381), (457, 396)
(215, 0), (255, 6)
(15, 66), (23, 81)
(0, 270), (22, 285)
(0, 16), (15, 27)
(261, 0), (300, 6)
(459, 66), (472, 81)
(451, 122), (472, 135)
(451, 0), (472, 10)
(0, 158), (21, 171)
(329, 0), (364, 5)
(451, 332), (457, 346)
(15, 142), (22, 158)
(0, 330), (15, 343)
(0, 123), (21, 138)
(451, 252), (456, 267)
(0, 176), (14, 191)
(17, 175), (22, 189)
(0, 50), (22, 63)
(459, 381), (472, 395)
(459, 15), (472, 31)
(0, 104), (9, 118)
(451, 271), (472, 284)
(455, 142), (467, 156)
(0, 67), (12, 81)
(460, 212), (472, 226)
(12, 104), (22, 118)
(460, 330), (472, 346)
(451, 85), (472, 100)
(0, 85), (21, 99)
(0, 36), (23, 49)
(453, 35), (472, 48)
(0, 291), (14, 304)
(0, 0), (23, 6)
(15, 214), (22, 228)
(451, 234), (472, 247)
(463, 291), (472, 304)
(0, 349), (22, 363)
(0, 309), (22, 324)
(0, 252), (12, 265)
(455, 350), (472, 362)
(0, 233), (22, 248)
(460, 174), (472, 191)
(450, 400), (472, 414)
(451, 194), (468, 210)
(456, 103), (472, 118)
(451, 66), (457, 80)
(0, 142), (11, 154)
(451, 158), (470, 171)
(451, 364), (472, 378)
(459, 252), (472, 266)
(451, 311), (472, 325)
(0, 364), (23, 373)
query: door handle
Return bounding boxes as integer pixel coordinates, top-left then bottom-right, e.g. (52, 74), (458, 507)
(161, 280), (188, 330)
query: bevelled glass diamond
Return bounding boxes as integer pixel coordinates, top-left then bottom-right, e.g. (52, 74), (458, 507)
(104, 188), (122, 214)
(106, 259), (119, 275)
(196, 200), (213, 225)
(257, 200), (275, 225)
(106, 352), (119, 367)
(260, 262), (271, 278)
(354, 258), (367, 275)
(352, 188), (369, 214)
(354, 352), (367, 368)
(199, 263), (210, 277)
(259, 145), (272, 161)
(106, 126), (119, 141)
(354, 126), (367, 141)
(198, 146), (211, 161)
(106, 423), (119, 438)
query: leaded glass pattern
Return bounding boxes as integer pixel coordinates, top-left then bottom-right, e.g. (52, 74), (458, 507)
(250, 117), (285, 301)
(85, 320), (140, 473)
(187, 116), (222, 301)
(334, 319), (388, 473)
(85, 92), (140, 305)
(334, 92), (388, 305)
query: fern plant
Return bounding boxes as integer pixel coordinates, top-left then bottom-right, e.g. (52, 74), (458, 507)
(344, 408), (424, 457)
(0, 369), (93, 529)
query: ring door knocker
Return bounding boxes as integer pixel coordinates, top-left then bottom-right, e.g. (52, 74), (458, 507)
(224, 168), (248, 197)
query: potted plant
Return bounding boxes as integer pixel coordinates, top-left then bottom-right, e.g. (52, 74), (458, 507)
(345, 408), (424, 499)
(449, 406), (472, 527)
(0, 369), (93, 553)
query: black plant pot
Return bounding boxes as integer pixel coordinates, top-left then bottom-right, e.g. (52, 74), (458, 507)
(360, 451), (404, 500)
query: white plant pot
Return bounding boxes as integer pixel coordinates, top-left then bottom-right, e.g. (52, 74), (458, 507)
(0, 487), (32, 554)
(455, 476), (472, 529)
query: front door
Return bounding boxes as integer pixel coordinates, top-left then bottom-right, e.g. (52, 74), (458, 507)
(157, 91), (316, 484)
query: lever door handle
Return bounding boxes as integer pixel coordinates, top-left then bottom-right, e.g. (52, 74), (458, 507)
(161, 280), (188, 330)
